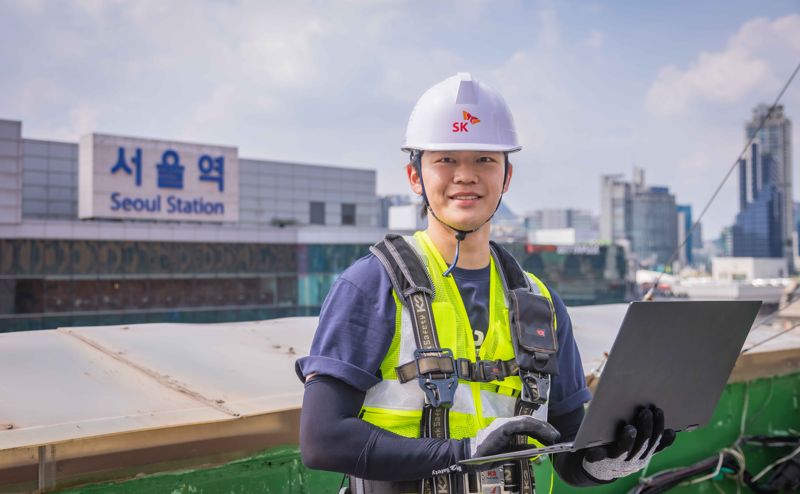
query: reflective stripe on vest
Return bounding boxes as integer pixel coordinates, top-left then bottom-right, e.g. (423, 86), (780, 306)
(362, 231), (556, 439)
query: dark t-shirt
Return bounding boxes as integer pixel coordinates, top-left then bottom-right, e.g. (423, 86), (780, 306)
(451, 264), (491, 350)
(295, 253), (591, 417)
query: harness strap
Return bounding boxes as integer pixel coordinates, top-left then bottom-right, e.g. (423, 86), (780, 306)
(490, 241), (555, 494)
(514, 401), (538, 494)
(395, 357), (519, 384)
(370, 235), (455, 494)
(489, 240), (534, 292)
(369, 235), (557, 494)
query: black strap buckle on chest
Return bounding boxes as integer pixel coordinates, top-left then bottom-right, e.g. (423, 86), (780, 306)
(414, 348), (457, 408)
(396, 357), (518, 385)
(459, 358), (518, 382)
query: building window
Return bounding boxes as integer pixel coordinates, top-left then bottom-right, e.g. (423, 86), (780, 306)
(342, 203), (356, 226)
(310, 201), (325, 225)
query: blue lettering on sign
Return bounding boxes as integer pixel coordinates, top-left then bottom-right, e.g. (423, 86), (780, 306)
(166, 195), (224, 215)
(110, 147), (142, 186)
(110, 192), (161, 212)
(198, 155), (225, 192)
(156, 150), (185, 189)
(109, 192), (224, 216)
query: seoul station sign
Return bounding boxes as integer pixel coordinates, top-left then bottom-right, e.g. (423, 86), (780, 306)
(79, 133), (239, 222)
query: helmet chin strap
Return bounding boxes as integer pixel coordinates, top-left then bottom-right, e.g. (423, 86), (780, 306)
(411, 151), (509, 277)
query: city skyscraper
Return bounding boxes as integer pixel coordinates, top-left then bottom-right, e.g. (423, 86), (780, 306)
(600, 174), (632, 244)
(732, 104), (793, 267)
(677, 204), (693, 266)
(632, 186), (678, 266)
(600, 168), (679, 267)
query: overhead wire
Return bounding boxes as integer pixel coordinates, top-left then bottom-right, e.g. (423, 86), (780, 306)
(643, 60), (800, 303)
(624, 61), (800, 493)
(741, 319), (800, 354)
(638, 60), (800, 354)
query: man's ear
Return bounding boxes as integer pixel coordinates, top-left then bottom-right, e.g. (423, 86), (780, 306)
(503, 162), (513, 193)
(406, 162), (423, 196)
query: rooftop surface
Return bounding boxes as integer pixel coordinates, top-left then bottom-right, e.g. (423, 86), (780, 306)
(3, 303), (799, 453)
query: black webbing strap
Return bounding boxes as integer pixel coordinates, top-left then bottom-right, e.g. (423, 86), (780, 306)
(489, 241), (532, 291)
(395, 356), (455, 382)
(395, 357), (518, 384)
(491, 241), (554, 494)
(514, 401), (538, 494)
(369, 235), (455, 494)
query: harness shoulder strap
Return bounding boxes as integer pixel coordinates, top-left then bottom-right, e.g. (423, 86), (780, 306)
(489, 241), (559, 377)
(490, 241), (558, 494)
(489, 240), (535, 292)
(369, 234), (455, 494)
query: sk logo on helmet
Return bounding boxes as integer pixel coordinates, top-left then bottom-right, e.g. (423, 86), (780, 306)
(452, 111), (481, 133)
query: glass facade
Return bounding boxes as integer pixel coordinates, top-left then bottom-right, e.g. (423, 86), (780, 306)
(736, 105), (793, 265)
(0, 238), (628, 332)
(631, 186), (678, 267)
(732, 184), (783, 258)
(502, 244), (628, 306)
(600, 175), (631, 243)
(0, 239), (370, 332)
(676, 204), (693, 266)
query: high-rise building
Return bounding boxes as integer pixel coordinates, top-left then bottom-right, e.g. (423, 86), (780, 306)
(693, 222), (703, 249)
(631, 186), (678, 266)
(600, 174), (632, 243)
(601, 168), (679, 267)
(677, 204), (693, 266)
(732, 105), (793, 268)
(716, 227), (734, 257)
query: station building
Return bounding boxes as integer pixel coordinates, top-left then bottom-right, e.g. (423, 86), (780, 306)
(0, 119), (382, 332)
(0, 119), (629, 333)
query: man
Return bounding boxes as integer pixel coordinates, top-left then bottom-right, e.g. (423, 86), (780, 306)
(296, 73), (674, 494)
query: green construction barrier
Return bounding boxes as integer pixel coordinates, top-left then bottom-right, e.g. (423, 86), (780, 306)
(57, 372), (800, 493)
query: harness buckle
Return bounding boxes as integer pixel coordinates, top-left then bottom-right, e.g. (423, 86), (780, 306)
(520, 370), (550, 406)
(414, 348), (458, 408)
(476, 359), (505, 382)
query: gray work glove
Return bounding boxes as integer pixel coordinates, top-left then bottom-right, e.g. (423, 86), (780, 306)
(581, 406), (676, 482)
(458, 416), (560, 473)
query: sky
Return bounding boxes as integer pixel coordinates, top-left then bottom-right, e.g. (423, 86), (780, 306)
(1, 0), (799, 239)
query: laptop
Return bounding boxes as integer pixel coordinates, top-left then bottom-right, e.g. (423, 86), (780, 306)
(460, 300), (762, 465)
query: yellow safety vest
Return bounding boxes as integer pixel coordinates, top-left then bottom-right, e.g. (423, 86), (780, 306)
(361, 231), (556, 439)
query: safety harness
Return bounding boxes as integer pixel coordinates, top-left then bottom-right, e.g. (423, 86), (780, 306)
(368, 234), (559, 494)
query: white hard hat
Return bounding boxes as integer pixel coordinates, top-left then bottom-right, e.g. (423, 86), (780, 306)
(402, 72), (521, 153)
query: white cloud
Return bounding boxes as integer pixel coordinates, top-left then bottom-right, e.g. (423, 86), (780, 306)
(239, 16), (330, 89)
(581, 30), (604, 50)
(535, 4), (561, 49)
(17, 78), (68, 114)
(13, 0), (43, 12)
(646, 15), (800, 116)
(2, 1), (796, 239)
(69, 0), (122, 18)
(377, 49), (464, 103)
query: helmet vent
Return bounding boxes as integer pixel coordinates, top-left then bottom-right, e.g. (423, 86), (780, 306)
(455, 77), (477, 104)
